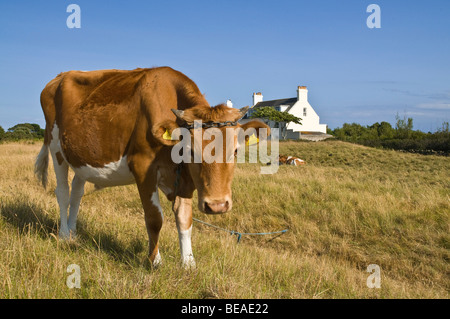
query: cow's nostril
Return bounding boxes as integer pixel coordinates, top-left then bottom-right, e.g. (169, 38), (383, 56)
(204, 200), (229, 214)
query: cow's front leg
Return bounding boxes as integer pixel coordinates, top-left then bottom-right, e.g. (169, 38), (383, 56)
(132, 158), (163, 267)
(137, 184), (163, 267)
(132, 156), (163, 267)
(173, 196), (195, 269)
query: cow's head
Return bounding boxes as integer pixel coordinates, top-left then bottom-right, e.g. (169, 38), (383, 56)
(154, 104), (269, 214)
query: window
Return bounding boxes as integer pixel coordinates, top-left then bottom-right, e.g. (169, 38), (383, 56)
(303, 107), (307, 117)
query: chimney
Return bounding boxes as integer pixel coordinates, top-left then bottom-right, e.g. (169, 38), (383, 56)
(226, 99), (233, 108)
(297, 86), (308, 101)
(252, 92), (263, 106)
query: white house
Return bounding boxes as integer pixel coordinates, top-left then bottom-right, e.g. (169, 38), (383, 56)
(247, 86), (327, 134)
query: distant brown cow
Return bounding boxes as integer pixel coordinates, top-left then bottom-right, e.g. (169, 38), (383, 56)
(35, 67), (269, 268)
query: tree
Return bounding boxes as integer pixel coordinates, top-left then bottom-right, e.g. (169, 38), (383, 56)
(378, 121), (394, 140)
(0, 125), (5, 140)
(5, 123), (45, 140)
(437, 121), (449, 134)
(331, 118), (449, 154)
(249, 106), (302, 139)
(333, 122), (367, 141)
(395, 113), (413, 139)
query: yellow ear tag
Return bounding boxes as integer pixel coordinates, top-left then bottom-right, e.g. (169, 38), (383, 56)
(163, 129), (172, 140)
(246, 133), (259, 146)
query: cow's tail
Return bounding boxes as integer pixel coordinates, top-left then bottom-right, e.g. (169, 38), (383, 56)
(35, 143), (49, 189)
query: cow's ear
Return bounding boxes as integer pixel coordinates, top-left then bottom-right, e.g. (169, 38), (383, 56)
(152, 120), (181, 146)
(240, 120), (271, 143)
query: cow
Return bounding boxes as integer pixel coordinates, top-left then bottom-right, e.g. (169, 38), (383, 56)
(278, 155), (305, 166)
(34, 67), (269, 269)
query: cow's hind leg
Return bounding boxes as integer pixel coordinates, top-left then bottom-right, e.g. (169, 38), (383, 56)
(50, 153), (70, 239)
(67, 175), (86, 236)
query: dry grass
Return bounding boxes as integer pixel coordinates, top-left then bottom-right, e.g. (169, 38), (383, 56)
(0, 140), (448, 298)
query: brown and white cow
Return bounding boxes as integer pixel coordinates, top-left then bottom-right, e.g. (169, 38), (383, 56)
(278, 155), (306, 166)
(35, 67), (268, 268)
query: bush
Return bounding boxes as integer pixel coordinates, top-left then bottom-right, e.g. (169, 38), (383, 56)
(0, 126), (5, 140)
(2, 123), (45, 141)
(331, 119), (450, 155)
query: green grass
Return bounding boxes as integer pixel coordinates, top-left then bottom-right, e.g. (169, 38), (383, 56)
(0, 140), (448, 298)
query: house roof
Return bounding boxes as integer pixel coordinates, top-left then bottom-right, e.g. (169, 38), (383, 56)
(253, 97), (297, 112)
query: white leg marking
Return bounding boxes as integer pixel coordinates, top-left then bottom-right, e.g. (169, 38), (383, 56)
(173, 197), (196, 269)
(52, 155), (70, 239)
(49, 124), (70, 239)
(151, 190), (164, 221)
(153, 250), (162, 267)
(178, 226), (195, 269)
(67, 175), (86, 236)
(150, 190), (163, 267)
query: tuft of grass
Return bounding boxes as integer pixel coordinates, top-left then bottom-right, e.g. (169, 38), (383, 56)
(0, 141), (448, 298)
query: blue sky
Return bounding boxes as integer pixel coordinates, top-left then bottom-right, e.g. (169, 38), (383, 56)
(0, 0), (449, 132)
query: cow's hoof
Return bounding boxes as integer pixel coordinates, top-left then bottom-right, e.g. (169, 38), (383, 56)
(152, 251), (162, 268)
(59, 228), (71, 240)
(59, 229), (78, 241)
(182, 255), (196, 270)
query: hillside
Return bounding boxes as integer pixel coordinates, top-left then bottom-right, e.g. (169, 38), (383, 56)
(0, 140), (448, 298)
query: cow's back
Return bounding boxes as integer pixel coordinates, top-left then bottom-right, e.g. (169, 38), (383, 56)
(41, 67), (202, 169)
(55, 69), (145, 167)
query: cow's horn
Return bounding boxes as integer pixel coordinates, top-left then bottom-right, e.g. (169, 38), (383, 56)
(171, 109), (185, 121)
(237, 106), (250, 119)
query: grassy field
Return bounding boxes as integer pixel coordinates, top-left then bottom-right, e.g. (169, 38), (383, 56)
(0, 140), (448, 298)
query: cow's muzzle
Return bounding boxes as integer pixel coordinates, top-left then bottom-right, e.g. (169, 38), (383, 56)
(202, 198), (231, 214)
